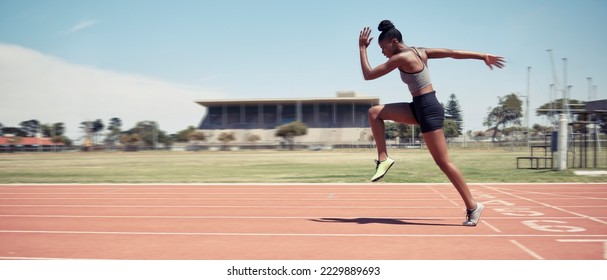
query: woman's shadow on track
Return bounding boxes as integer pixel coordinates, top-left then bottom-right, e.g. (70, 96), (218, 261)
(310, 217), (461, 227)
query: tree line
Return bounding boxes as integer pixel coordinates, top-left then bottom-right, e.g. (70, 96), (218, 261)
(0, 118), (178, 148)
(0, 120), (72, 145)
(0, 116), (309, 150)
(383, 93), (600, 143)
(2, 94), (599, 149)
(482, 93), (605, 140)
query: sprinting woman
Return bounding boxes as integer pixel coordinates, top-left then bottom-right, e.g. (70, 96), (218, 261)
(359, 20), (505, 226)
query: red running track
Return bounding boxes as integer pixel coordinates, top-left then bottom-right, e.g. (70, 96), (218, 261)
(0, 183), (606, 260)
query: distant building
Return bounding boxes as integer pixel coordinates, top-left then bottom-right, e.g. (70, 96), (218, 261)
(195, 91), (379, 146)
(585, 99), (607, 112)
(0, 136), (62, 146)
(0, 136), (65, 152)
(581, 99), (607, 133)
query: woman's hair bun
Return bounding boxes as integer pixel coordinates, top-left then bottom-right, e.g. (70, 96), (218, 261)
(378, 20), (395, 32)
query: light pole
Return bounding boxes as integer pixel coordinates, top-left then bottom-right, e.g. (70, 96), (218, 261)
(526, 66), (531, 148)
(587, 77), (593, 101)
(517, 91), (530, 148)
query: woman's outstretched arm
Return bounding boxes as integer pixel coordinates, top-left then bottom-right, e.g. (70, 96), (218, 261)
(424, 48), (506, 70)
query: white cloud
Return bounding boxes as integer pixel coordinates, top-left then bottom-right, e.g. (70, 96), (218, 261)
(0, 43), (225, 141)
(64, 20), (99, 34)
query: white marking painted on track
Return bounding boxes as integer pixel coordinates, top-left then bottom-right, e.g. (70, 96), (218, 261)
(0, 214), (602, 220)
(428, 185), (460, 207)
(0, 192), (453, 195)
(0, 204), (463, 209)
(556, 239), (607, 259)
(0, 256), (105, 260)
(482, 220), (502, 233)
(0, 230), (606, 238)
(0, 197), (462, 201)
(1, 183), (606, 186)
(491, 189), (607, 200)
(509, 240), (544, 260)
(0, 214), (462, 220)
(480, 184), (607, 225)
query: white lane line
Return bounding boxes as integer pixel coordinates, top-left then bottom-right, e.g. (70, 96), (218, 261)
(491, 189), (607, 200)
(480, 184), (607, 225)
(0, 214), (460, 220)
(0, 197), (464, 201)
(482, 220), (502, 233)
(0, 205), (464, 209)
(509, 239), (544, 260)
(0, 256), (105, 260)
(2, 204), (605, 208)
(1, 230), (606, 238)
(0, 192), (451, 195)
(1, 204), (606, 211)
(1, 183), (605, 186)
(1, 214), (603, 220)
(428, 185), (460, 207)
(556, 239), (607, 259)
(0, 183), (447, 186)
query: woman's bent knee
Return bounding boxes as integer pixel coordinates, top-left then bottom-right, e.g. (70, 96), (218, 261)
(368, 105), (383, 119)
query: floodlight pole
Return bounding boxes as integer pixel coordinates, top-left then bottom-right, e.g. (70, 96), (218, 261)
(557, 58), (569, 171)
(526, 66), (531, 149)
(547, 50), (569, 171)
(517, 90), (530, 148)
(562, 58), (567, 105)
(557, 113), (568, 170)
(587, 77), (593, 101)
(549, 84), (555, 126)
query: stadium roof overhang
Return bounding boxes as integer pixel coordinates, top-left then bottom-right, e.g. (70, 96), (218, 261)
(195, 96), (380, 107)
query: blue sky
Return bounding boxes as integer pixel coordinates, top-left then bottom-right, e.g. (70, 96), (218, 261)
(1, 0), (606, 139)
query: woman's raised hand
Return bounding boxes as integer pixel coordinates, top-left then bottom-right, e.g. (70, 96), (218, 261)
(359, 27), (374, 49)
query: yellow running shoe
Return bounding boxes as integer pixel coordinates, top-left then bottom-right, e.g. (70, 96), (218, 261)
(371, 157), (395, 182)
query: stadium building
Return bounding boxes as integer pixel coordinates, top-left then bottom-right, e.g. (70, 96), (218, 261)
(195, 91), (379, 147)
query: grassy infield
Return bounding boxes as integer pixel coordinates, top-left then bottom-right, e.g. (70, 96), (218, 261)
(0, 148), (605, 184)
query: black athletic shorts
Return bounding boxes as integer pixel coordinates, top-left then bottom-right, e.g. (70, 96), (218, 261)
(408, 91), (445, 133)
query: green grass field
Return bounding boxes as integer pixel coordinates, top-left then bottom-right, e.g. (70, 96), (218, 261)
(1, 149), (605, 183)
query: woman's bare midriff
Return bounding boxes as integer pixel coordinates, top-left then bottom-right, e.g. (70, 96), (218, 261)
(410, 84), (434, 97)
